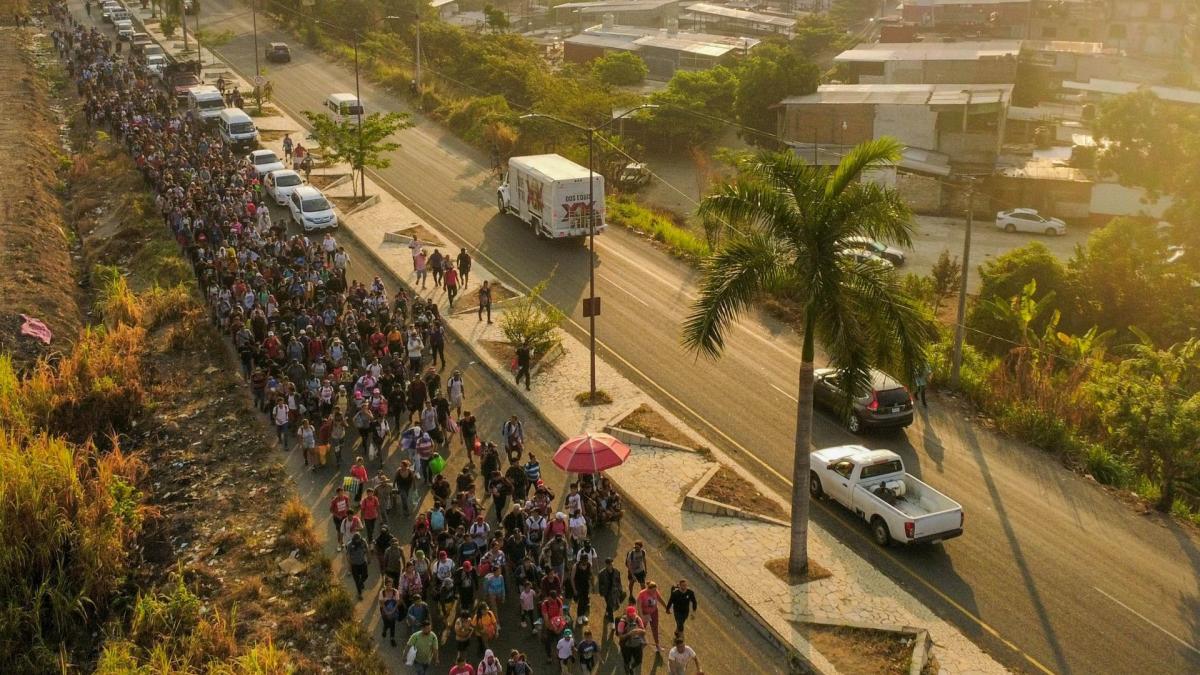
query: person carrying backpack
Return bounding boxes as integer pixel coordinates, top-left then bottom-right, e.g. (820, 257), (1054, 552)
(616, 605), (648, 675)
(378, 577), (402, 647)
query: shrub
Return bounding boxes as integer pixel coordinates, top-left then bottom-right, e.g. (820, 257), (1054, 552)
(94, 265), (143, 328)
(314, 585), (355, 625)
(335, 620), (388, 675)
(592, 51), (648, 86)
(606, 196), (710, 263)
(1084, 444), (1130, 486)
(499, 276), (564, 356)
(0, 434), (147, 672)
(160, 15), (179, 37)
(279, 496), (319, 554)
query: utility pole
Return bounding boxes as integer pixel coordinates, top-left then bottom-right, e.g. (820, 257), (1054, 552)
(950, 180), (975, 387)
(415, 0), (422, 93)
(353, 36), (365, 197)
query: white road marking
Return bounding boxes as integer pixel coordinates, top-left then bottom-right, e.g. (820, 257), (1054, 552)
(770, 382), (799, 402)
(1094, 586), (1200, 657)
(597, 272), (651, 308)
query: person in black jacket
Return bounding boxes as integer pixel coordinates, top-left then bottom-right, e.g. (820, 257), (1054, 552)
(666, 579), (698, 637)
(597, 557), (624, 630)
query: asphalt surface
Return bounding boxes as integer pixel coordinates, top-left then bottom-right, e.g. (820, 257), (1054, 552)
(86, 4), (1200, 674)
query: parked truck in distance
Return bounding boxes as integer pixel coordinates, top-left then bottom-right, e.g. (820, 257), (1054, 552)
(497, 154), (606, 239)
(810, 445), (964, 547)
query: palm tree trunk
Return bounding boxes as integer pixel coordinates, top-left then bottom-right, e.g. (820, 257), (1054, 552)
(789, 312), (816, 579)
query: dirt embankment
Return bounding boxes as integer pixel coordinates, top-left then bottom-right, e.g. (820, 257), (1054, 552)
(0, 27), (83, 367)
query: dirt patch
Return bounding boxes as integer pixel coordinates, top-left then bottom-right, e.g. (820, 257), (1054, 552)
(479, 338), (553, 373)
(330, 195), (370, 214)
(575, 389), (613, 406)
(0, 31), (84, 369)
(765, 557), (832, 585)
(449, 282), (519, 314)
(616, 403), (696, 448)
(698, 466), (788, 521)
(393, 223), (448, 247)
(256, 129), (289, 143)
(794, 623), (917, 675)
(308, 172), (348, 190)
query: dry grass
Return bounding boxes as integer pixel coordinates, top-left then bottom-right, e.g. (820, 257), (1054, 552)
(615, 403), (696, 448)
(796, 623), (917, 675)
(765, 557), (832, 585)
(279, 496), (320, 554)
(697, 466), (788, 521)
(575, 389), (613, 406)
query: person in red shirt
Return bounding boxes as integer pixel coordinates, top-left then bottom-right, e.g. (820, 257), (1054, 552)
(350, 456), (369, 501)
(637, 581), (666, 650)
(539, 589), (565, 663)
(448, 655), (475, 675)
(263, 331), (282, 361)
(360, 488), (381, 542)
(329, 487), (351, 552)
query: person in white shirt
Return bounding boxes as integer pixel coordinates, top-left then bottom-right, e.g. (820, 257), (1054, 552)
(667, 638), (700, 675)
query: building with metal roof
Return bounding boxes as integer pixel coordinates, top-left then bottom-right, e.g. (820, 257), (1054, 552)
(777, 84), (1013, 168)
(564, 22), (759, 77)
(553, 0), (683, 28)
(834, 40), (1020, 85)
(678, 3), (796, 37)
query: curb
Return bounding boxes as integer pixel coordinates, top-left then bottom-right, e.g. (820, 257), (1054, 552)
(788, 617), (933, 675)
(605, 424), (703, 454)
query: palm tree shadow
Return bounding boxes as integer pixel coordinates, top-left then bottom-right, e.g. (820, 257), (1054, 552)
(1165, 521), (1200, 650)
(956, 421), (1072, 674)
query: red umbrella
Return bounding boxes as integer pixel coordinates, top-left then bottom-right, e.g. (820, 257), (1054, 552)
(553, 433), (631, 473)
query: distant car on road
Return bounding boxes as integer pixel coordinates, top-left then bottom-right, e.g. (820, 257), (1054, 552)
(144, 54), (168, 79)
(287, 186), (338, 232)
(813, 367), (913, 433)
(265, 42), (292, 63)
(265, 169), (304, 206)
(247, 149), (285, 177)
(839, 247), (895, 270)
(844, 236), (906, 266)
(995, 208), (1066, 236)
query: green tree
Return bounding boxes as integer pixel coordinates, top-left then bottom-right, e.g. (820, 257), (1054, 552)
(500, 276), (565, 355)
(483, 4), (510, 33)
(1094, 336), (1200, 511)
(830, 0), (878, 26)
(646, 66), (738, 150)
(792, 14), (848, 59)
(682, 139), (933, 577)
(734, 44), (819, 142)
(591, 51), (648, 86)
(929, 249), (962, 314)
(301, 110), (413, 197)
(967, 242), (1069, 354)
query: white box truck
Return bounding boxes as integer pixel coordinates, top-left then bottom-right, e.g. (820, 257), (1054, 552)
(497, 154), (606, 238)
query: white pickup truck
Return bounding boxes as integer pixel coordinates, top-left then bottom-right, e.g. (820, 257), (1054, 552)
(810, 445), (963, 546)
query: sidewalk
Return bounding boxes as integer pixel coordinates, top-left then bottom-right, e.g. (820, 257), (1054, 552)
(126, 10), (1005, 670)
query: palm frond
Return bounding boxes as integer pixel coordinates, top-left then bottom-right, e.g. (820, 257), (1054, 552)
(825, 137), (904, 202)
(828, 180), (915, 249)
(840, 258), (936, 382)
(682, 232), (792, 359)
(697, 180), (800, 239)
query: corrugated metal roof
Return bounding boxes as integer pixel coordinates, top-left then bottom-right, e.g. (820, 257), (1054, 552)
(780, 83), (1012, 106)
(633, 34), (741, 56)
(564, 33), (643, 50)
(555, 0), (678, 11)
(679, 3), (796, 27)
(1062, 79), (1200, 105)
(835, 40), (1020, 63)
(1021, 40), (1104, 55)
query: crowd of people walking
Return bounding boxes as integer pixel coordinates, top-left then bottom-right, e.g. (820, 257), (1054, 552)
(55, 8), (704, 674)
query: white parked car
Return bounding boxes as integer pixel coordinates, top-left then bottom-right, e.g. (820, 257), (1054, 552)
(844, 236), (906, 266)
(265, 169), (304, 206)
(247, 149), (285, 177)
(287, 186), (338, 232)
(995, 208), (1066, 236)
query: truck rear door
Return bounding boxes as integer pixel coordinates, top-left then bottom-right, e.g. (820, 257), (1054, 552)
(912, 509), (962, 541)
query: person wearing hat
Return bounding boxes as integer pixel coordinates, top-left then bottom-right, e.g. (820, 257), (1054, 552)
(616, 604), (648, 674)
(477, 648), (503, 675)
(555, 626), (577, 668)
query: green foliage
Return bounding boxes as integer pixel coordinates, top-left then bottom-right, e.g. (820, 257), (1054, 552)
(1084, 444), (1132, 487)
(591, 51), (648, 87)
(194, 29), (236, 48)
(967, 242), (1069, 354)
(606, 196), (711, 262)
(830, 0), (878, 25)
(301, 110), (413, 195)
(483, 4), (510, 33)
(160, 15), (179, 37)
(646, 66), (738, 150)
(733, 44), (819, 141)
(445, 95), (515, 147)
(929, 249), (962, 313)
(499, 277), (565, 355)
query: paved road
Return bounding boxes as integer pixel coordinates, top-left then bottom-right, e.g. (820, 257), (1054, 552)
(137, 4), (1200, 673)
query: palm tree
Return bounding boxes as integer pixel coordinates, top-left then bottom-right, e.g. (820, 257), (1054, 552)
(682, 139), (932, 578)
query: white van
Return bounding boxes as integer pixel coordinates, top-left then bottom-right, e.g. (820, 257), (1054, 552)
(217, 108), (258, 147)
(111, 9), (132, 24)
(187, 85), (225, 124)
(324, 92), (363, 119)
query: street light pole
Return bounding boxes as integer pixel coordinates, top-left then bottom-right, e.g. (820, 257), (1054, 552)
(251, 0), (259, 80)
(518, 104), (657, 398)
(950, 179), (975, 387)
(415, 1), (422, 92)
(353, 35), (365, 197)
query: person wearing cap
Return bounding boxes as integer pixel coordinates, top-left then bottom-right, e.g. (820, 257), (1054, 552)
(555, 626), (577, 668)
(616, 604), (648, 674)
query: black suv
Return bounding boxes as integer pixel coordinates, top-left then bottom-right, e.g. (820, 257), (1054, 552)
(813, 367), (914, 433)
(265, 42), (292, 63)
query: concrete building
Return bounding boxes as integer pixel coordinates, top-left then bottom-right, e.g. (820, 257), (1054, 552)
(901, 0), (1032, 37)
(553, 0), (682, 29)
(1062, 79), (1200, 107)
(1027, 0), (1191, 59)
(563, 22), (760, 77)
(776, 83), (1013, 168)
(678, 3), (796, 38)
(834, 40), (1020, 84)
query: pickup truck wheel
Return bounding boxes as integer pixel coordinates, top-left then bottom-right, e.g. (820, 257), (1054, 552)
(846, 414), (862, 434)
(871, 517), (892, 547)
(809, 472), (823, 499)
